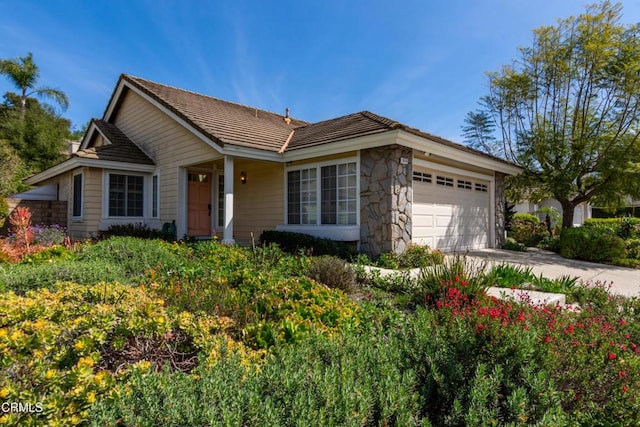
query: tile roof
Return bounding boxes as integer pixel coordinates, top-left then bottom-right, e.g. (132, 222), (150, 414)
(287, 111), (400, 150)
(122, 75), (306, 152)
(73, 119), (154, 165)
(114, 75), (513, 167)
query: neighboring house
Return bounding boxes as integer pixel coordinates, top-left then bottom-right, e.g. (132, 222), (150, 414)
(25, 75), (521, 256)
(514, 200), (592, 227)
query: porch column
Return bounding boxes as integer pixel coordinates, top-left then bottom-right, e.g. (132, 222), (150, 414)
(223, 155), (235, 244)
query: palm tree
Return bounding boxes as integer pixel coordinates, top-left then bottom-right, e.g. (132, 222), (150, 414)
(0, 52), (69, 118)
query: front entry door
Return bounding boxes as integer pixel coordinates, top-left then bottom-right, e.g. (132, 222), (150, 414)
(187, 172), (211, 236)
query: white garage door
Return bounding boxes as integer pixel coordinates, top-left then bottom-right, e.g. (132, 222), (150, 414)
(413, 169), (491, 252)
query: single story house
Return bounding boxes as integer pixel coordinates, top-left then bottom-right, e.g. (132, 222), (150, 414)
(25, 74), (522, 256)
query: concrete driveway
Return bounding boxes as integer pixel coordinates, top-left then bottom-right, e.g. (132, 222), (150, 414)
(460, 248), (640, 298)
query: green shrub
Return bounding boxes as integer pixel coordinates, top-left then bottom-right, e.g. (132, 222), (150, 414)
(509, 213), (549, 246)
(306, 255), (356, 291)
(89, 331), (422, 426)
(559, 227), (626, 263)
(259, 230), (355, 258)
(626, 238), (640, 260)
(98, 222), (176, 241)
(503, 237), (526, 252)
(537, 235), (561, 252)
(399, 244), (444, 268)
(377, 251), (400, 269)
(79, 236), (181, 276)
(0, 259), (129, 292)
(0, 196), (8, 227)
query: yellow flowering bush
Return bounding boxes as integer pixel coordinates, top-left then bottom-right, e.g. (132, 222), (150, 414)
(0, 282), (243, 426)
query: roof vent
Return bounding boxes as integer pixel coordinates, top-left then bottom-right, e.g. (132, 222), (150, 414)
(284, 107), (291, 124)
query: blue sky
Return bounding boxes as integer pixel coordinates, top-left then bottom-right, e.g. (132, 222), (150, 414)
(1, 0), (639, 141)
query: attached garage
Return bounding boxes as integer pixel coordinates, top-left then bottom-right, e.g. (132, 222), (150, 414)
(412, 163), (493, 252)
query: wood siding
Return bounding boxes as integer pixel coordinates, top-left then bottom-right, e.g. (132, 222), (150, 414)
(114, 90), (221, 225)
(232, 159), (284, 244)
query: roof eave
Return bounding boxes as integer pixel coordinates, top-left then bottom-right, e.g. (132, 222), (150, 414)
(24, 158), (156, 185)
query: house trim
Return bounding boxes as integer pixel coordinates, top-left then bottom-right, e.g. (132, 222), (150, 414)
(24, 157), (156, 185)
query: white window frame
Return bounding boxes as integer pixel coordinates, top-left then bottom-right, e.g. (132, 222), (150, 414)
(101, 170), (148, 219)
(71, 170), (84, 221)
(279, 156), (360, 241)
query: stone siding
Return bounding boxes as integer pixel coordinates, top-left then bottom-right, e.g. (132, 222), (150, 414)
(0, 198), (68, 235)
(494, 172), (506, 247)
(360, 146), (412, 256)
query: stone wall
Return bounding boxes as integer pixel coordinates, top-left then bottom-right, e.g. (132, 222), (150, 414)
(494, 172), (506, 247)
(0, 198), (67, 235)
(360, 146), (412, 256)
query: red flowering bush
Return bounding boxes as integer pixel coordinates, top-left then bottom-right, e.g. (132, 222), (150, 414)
(411, 275), (640, 424)
(0, 207), (70, 263)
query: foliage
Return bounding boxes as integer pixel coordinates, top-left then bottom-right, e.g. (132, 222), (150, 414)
(90, 330), (422, 427)
(78, 237), (182, 278)
(509, 212), (549, 246)
(0, 197), (7, 221)
(98, 222), (176, 241)
(306, 255), (356, 292)
(0, 52), (69, 117)
(559, 227), (626, 263)
(0, 282), (246, 426)
(1, 94), (71, 171)
(503, 237), (526, 252)
(486, 263), (578, 294)
(1, 238), (639, 425)
(417, 255), (491, 307)
(584, 217), (640, 239)
(0, 140), (25, 196)
(374, 244), (444, 269)
(461, 108), (502, 157)
(481, 2), (640, 228)
(259, 229), (355, 258)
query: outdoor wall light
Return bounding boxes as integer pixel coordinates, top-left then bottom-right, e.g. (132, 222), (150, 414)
(240, 171), (247, 184)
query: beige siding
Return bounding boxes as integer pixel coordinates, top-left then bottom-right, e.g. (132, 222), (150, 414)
(233, 159), (284, 244)
(38, 168), (102, 239)
(114, 90), (221, 224)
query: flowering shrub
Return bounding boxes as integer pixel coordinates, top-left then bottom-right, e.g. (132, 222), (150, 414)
(411, 280), (640, 424)
(0, 282), (253, 426)
(0, 207), (70, 264)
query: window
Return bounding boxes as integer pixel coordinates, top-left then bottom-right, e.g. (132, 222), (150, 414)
(436, 175), (454, 187)
(412, 171), (432, 183)
(287, 161), (356, 225)
(109, 174), (144, 217)
(457, 180), (472, 190)
(152, 174), (159, 218)
(475, 183), (488, 193)
(72, 173), (83, 217)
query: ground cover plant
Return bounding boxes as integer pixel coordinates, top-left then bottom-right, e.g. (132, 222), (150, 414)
(0, 236), (639, 425)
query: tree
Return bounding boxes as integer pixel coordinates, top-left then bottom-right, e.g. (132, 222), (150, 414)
(461, 108), (502, 157)
(0, 52), (69, 118)
(0, 93), (70, 172)
(481, 1), (640, 228)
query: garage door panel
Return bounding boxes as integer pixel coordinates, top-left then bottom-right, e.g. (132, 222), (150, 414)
(412, 169), (491, 251)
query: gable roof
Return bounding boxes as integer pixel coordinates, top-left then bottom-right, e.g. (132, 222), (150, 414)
(74, 119), (154, 165)
(105, 74), (516, 169)
(119, 75), (306, 152)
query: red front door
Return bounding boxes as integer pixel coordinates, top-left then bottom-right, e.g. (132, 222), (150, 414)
(187, 172), (211, 236)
